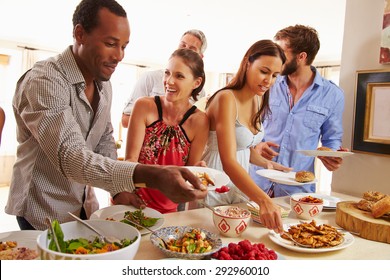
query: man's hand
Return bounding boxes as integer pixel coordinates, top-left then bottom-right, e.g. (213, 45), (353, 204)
(112, 191), (147, 209)
(255, 141), (279, 160)
(318, 147), (349, 171)
(133, 165), (208, 203)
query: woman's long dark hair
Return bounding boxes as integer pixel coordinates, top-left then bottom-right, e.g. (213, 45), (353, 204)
(206, 39), (286, 131)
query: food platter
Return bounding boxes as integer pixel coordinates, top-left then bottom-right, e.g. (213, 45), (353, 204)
(268, 224), (354, 253)
(150, 226), (222, 260)
(90, 205), (164, 235)
(184, 166), (230, 190)
(296, 150), (354, 158)
(0, 230), (42, 259)
(292, 192), (341, 209)
(0, 230), (42, 250)
(256, 169), (317, 186)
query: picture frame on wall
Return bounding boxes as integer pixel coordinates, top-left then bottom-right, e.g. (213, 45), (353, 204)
(352, 70), (390, 156)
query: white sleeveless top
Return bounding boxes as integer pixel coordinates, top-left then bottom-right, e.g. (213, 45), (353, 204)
(202, 91), (264, 206)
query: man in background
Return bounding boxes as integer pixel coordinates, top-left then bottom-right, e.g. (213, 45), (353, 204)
(249, 24), (346, 197)
(121, 29), (207, 128)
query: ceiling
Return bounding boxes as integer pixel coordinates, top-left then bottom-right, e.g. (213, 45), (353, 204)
(0, 0), (346, 72)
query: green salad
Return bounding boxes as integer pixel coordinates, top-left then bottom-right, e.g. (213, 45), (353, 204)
(48, 220), (137, 254)
(121, 209), (160, 229)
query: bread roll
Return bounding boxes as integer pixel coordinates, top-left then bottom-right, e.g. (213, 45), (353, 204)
(295, 171), (315, 183)
(356, 199), (374, 212)
(371, 196), (390, 218)
(317, 146), (332, 151)
(363, 191), (386, 202)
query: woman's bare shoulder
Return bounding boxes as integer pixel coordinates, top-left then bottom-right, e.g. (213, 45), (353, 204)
(208, 89), (235, 105)
(194, 108), (208, 122)
(133, 96), (156, 109)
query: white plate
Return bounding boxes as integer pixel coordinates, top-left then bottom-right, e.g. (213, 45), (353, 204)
(297, 150), (354, 158)
(90, 205), (164, 235)
(185, 166), (230, 190)
(269, 224), (354, 253)
(292, 192), (341, 209)
(0, 230), (42, 258)
(256, 169), (317, 186)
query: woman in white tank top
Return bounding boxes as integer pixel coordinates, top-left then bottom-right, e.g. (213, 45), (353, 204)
(202, 40), (291, 233)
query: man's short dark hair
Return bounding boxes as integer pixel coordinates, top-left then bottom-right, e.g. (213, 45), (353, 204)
(72, 0), (127, 33)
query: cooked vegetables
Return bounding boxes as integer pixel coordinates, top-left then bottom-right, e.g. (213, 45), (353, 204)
(166, 228), (212, 254)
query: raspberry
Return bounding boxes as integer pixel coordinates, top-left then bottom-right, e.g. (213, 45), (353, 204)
(212, 240), (277, 260)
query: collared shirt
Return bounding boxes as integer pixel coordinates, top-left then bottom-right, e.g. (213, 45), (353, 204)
(122, 69), (206, 115)
(6, 46), (138, 230)
(250, 67), (345, 197)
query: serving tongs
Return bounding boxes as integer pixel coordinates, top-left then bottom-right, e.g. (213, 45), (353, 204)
(124, 218), (169, 249)
(45, 217), (61, 252)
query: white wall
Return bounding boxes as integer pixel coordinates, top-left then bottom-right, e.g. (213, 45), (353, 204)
(332, 0), (390, 196)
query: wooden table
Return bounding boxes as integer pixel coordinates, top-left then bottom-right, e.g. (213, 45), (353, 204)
(134, 192), (390, 260)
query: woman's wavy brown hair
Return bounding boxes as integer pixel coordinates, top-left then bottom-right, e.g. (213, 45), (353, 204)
(206, 39), (286, 131)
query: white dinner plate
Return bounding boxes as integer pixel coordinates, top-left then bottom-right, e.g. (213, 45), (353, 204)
(292, 192), (342, 209)
(297, 150), (354, 158)
(90, 205), (164, 235)
(256, 169), (317, 186)
(0, 230), (42, 258)
(185, 166), (230, 190)
(268, 224), (354, 253)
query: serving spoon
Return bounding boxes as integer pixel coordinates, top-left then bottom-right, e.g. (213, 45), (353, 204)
(67, 212), (121, 244)
(124, 218), (169, 249)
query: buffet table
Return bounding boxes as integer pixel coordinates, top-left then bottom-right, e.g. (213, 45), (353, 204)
(134, 192), (390, 260)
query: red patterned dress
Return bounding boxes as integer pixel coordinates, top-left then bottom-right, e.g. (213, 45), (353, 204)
(136, 96), (197, 213)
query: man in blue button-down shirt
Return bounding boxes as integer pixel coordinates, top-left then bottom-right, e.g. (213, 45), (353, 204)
(249, 25), (346, 197)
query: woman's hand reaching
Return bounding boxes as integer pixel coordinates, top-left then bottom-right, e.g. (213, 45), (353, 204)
(193, 160), (207, 167)
(266, 161), (292, 172)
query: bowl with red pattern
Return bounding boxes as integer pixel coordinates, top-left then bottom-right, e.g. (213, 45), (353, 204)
(212, 205), (251, 237)
(290, 194), (324, 220)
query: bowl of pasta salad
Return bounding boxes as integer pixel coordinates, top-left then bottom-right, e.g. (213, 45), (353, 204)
(150, 226), (222, 260)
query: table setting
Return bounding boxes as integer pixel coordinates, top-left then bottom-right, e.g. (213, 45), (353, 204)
(1, 165), (389, 260)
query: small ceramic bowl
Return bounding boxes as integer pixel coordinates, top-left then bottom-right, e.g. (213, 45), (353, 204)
(37, 220), (141, 260)
(290, 194), (324, 220)
(212, 205), (251, 237)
